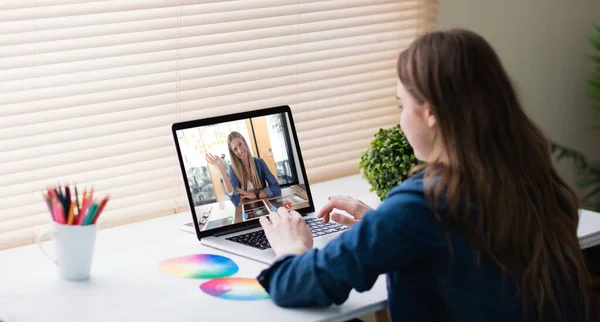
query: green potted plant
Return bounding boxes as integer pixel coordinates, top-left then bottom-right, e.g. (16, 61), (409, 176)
(359, 124), (419, 200)
(550, 24), (600, 211)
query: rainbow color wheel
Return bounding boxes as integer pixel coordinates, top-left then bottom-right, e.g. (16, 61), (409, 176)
(200, 277), (270, 301)
(159, 254), (238, 279)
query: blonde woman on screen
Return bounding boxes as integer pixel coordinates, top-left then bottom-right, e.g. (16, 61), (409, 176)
(206, 131), (281, 207)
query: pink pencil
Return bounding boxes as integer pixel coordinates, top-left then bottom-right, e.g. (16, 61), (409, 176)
(77, 198), (91, 225)
(52, 199), (65, 224)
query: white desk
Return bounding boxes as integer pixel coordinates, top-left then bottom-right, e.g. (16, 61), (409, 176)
(0, 174), (386, 322)
(579, 208), (600, 249)
(1, 174), (599, 322)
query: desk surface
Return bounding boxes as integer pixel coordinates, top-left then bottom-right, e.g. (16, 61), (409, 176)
(0, 174), (386, 322)
(578, 208), (600, 248)
(1, 174), (599, 322)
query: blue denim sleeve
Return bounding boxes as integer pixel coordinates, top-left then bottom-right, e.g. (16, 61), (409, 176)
(228, 168), (241, 207)
(258, 158), (281, 198)
(257, 189), (446, 307)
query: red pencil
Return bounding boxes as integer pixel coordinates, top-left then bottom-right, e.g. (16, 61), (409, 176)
(92, 195), (110, 224)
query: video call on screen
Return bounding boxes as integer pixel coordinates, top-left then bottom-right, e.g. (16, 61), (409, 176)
(176, 112), (310, 231)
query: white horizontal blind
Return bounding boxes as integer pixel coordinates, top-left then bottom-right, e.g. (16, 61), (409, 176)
(0, 0), (439, 249)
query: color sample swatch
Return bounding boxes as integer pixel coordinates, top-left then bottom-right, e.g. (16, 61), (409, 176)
(200, 277), (270, 301)
(159, 254), (239, 279)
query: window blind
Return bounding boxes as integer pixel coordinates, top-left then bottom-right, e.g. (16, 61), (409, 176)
(0, 0), (439, 249)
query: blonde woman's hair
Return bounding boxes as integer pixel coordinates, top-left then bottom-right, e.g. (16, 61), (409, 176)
(227, 131), (262, 191)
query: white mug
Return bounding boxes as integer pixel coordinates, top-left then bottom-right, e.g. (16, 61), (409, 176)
(36, 222), (98, 281)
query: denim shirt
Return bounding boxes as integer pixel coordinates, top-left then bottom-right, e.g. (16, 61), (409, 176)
(257, 172), (585, 322)
(228, 157), (281, 207)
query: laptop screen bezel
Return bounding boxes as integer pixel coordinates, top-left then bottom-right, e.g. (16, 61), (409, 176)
(171, 105), (316, 239)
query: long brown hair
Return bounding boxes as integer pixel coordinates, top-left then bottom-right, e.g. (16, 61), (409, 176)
(398, 29), (591, 321)
(227, 131), (262, 191)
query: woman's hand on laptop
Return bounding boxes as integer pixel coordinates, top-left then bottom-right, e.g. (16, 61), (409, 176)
(317, 196), (372, 227)
(260, 208), (313, 257)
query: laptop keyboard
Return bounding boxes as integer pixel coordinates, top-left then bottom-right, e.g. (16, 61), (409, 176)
(226, 218), (348, 250)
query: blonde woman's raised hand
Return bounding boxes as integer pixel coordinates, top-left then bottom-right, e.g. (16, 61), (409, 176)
(205, 153), (226, 172)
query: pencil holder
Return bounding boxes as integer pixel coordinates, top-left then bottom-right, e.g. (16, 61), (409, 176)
(38, 184), (110, 281)
(36, 222), (98, 281)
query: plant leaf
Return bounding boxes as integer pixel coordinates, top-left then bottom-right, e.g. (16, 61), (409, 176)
(549, 141), (589, 170)
(582, 186), (600, 203)
(577, 164), (600, 188)
(587, 163), (600, 176)
(592, 29), (600, 51)
(577, 175), (600, 188)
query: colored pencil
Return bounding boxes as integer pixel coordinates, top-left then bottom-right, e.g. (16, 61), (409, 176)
(52, 199), (65, 224)
(67, 203), (75, 225)
(64, 186), (71, 223)
(74, 186), (81, 214)
(84, 203), (99, 225)
(92, 195), (110, 224)
(43, 184), (109, 226)
(78, 198), (91, 225)
(43, 192), (55, 221)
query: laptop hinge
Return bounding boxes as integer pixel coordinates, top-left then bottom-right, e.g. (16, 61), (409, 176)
(213, 224), (260, 237)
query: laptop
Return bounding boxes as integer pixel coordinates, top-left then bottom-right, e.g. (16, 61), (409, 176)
(171, 105), (348, 264)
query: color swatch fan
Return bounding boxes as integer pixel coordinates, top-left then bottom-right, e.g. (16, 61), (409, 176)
(200, 277), (269, 301)
(159, 254), (238, 279)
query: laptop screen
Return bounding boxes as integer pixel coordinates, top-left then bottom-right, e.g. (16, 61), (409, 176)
(173, 108), (312, 234)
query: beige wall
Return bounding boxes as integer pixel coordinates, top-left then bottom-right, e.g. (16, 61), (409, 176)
(250, 116), (279, 181)
(438, 0), (600, 192)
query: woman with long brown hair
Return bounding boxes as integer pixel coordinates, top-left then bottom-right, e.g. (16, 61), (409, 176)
(255, 29), (593, 321)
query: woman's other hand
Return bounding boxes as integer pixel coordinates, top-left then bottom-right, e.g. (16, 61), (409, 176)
(317, 196), (373, 227)
(205, 153), (226, 172)
(260, 208), (313, 258)
(236, 187), (256, 200)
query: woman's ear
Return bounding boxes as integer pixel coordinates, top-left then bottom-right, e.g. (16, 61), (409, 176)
(423, 102), (437, 128)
